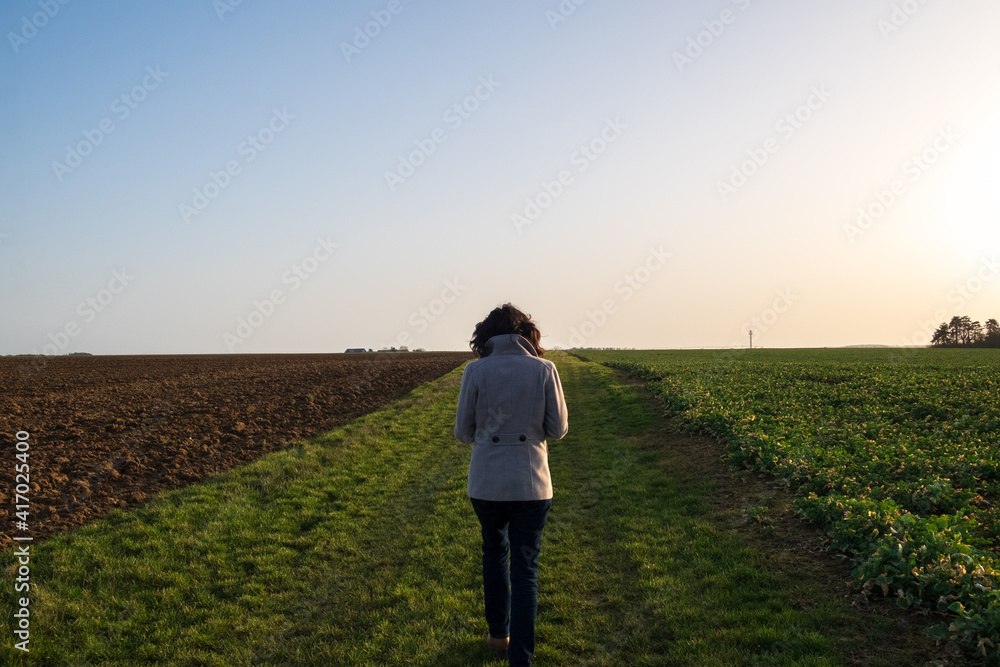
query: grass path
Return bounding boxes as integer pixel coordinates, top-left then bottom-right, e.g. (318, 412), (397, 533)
(1, 352), (945, 665)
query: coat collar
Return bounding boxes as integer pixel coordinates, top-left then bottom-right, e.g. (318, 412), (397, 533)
(482, 333), (538, 358)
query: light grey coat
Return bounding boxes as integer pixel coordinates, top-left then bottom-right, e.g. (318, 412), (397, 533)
(454, 333), (569, 501)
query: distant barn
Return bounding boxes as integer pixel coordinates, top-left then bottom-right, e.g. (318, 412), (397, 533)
(344, 348), (367, 353)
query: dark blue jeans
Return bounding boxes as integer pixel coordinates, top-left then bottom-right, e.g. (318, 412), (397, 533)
(470, 497), (552, 667)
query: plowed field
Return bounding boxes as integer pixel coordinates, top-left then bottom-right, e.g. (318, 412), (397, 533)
(0, 352), (471, 548)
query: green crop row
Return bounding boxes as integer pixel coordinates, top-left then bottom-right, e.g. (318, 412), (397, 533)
(574, 348), (1000, 661)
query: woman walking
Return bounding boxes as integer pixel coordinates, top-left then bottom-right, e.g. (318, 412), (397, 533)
(454, 303), (569, 666)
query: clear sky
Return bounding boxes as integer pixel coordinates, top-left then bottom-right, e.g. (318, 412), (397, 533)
(2, 0), (998, 354)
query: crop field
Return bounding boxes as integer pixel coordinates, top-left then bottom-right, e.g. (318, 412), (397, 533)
(0, 349), (987, 665)
(0, 352), (956, 667)
(0, 352), (471, 547)
(574, 347), (1000, 658)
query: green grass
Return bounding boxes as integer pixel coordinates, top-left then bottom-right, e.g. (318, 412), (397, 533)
(576, 347), (1000, 661)
(0, 352), (945, 665)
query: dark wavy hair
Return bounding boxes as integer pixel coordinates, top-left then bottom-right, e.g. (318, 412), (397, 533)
(469, 303), (544, 358)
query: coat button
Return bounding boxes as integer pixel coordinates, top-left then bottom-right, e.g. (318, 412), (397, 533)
(492, 436), (499, 443)
(519, 434), (526, 442)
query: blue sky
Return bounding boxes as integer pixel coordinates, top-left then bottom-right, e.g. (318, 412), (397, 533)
(2, 0), (999, 354)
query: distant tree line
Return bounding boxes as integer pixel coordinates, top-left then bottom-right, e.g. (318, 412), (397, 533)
(931, 316), (1000, 348)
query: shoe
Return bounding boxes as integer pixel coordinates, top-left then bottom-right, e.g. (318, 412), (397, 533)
(486, 632), (509, 655)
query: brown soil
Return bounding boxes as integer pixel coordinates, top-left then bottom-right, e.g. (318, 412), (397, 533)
(0, 352), (471, 549)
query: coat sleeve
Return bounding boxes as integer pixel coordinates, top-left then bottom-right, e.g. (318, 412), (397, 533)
(454, 363), (478, 444)
(542, 363), (569, 440)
